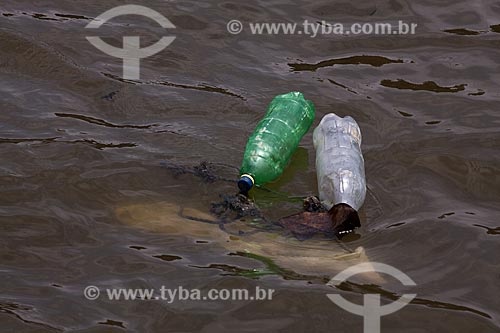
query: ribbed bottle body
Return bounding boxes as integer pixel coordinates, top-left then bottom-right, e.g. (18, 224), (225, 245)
(313, 113), (366, 210)
(240, 92), (315, 185)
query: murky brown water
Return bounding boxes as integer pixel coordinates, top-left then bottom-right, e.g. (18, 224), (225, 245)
(1, 0), (500, 332)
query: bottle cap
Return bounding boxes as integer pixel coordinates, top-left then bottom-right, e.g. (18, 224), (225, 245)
(238, 174), (254, 193)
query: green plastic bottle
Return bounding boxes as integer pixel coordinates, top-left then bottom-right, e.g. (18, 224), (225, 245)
(238, 91), (315, 192)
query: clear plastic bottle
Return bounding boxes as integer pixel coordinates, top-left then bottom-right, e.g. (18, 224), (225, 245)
(313, 113), (366, 233)
(238, 92), (315, 192)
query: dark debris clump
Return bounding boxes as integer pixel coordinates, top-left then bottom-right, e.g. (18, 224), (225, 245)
(210, 194), (264, 221)
(161, 160), (235, 183)
(303, 196), (326, 212)
(193, 161), (218, 183)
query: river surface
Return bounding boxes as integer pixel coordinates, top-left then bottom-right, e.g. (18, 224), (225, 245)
(1, 0), (500, 332)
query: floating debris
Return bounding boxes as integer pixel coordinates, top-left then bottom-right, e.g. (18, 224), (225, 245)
(380, 79), (466, 93)
(443, 28), (481, 35)
(153, 254), (182, 261)
(289, 55), (404, 72)
(490, 24), (500, 33)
